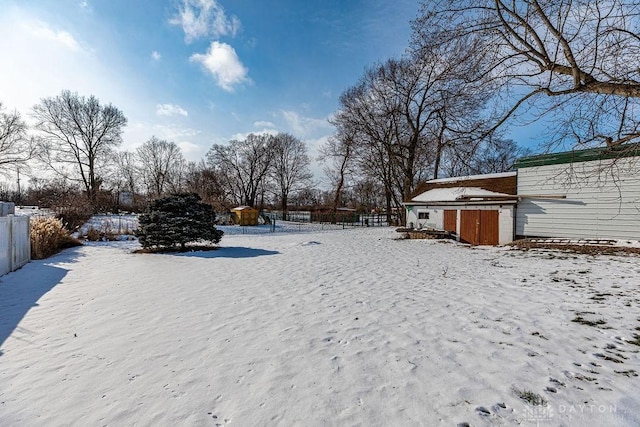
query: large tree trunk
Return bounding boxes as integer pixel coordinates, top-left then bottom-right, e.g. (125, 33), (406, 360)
(281, 193), (288, 219)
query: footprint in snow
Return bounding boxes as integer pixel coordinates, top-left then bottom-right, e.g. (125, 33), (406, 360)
(301, 241), (321, 246)
(476, 406), (491, 416)
(493, 402), (507, 411)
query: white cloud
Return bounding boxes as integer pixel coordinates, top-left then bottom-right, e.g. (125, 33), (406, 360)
(306, 134), (331, 154)
(170, 0), (241, 43)
(122, 123), (205, 161)
(154, 124), (200, 140)
(281, 110), (331, 137)
(305, 134), (332, 183)
(156, 103), (189, 117)
(177, 141), (201, 155)
(277, 111), (334, 183)
(151, 51), (161, 61)
(253, 121), (276, 128)
(27, 20), (82, 52)
(190, 41), (249, 91)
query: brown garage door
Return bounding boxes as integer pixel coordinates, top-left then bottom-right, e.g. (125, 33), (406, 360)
(460, 210), (499, 245)
(479, 210), (499, 245)
(443, 210), (457, 233)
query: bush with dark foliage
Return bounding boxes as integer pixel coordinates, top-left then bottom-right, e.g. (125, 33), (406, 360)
(136, 193), (223, 251)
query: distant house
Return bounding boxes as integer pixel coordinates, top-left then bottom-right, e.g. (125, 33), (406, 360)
(515, 144), (640, 241)
(118, 191), (134, 208)
(404, 172), (517, 245)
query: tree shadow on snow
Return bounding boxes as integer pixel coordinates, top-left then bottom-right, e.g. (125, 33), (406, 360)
(0, 249), (82, 356)
(171, 246), (280, 259)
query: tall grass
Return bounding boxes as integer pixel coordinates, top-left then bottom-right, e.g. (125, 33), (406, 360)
(30, 217), (82, 260)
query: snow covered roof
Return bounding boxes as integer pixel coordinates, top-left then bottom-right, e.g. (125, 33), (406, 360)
(408, 172), (517, 203)
(425, 171), (516, 184)
(410, 187), (516, 203)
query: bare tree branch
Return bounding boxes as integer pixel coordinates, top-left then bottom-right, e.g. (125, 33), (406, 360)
(413, 0), (640, 149)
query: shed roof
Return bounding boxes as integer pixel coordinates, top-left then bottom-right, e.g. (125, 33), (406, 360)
(409, 187), (516, 203)
(409, 172), (516, 200)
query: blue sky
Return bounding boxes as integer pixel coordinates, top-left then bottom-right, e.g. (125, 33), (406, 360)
(0, 0), (422, 183)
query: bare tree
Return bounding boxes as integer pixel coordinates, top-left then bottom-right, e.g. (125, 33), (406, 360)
(32, 90), (127, 206)
(469, 138), (531, 175)
(206, 133), (275, 208)
(137, 136), (185, 197)
(0, 102), (34, 176)
(111, 151), (139, 194)
(319, 126), (357, 214)
(350, 178), (386, 212)
(439, 137), (531, 177)
(183, 161), (230, 210)
(329, 44), (492, 219)
(289, 185), (324, 209)
(330, 73), (402, 218)
(413, 0), (640, 149)
(271, 133), (312, 217)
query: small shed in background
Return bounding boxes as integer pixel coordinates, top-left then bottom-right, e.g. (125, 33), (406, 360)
(231, 206), (259, 226)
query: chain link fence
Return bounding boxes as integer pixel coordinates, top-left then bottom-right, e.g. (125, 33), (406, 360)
(212, 211), (398, 235)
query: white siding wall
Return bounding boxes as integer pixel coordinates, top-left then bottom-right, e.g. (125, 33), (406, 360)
(498, 206), (515, 245)
(405, 207), (418, 228)
(405, 207), (442, 229)
(516, 156), (640, 240)
(0, 216), (30, 276)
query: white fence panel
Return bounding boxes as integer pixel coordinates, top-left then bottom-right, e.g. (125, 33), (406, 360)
(0, 219), (10, 276)
(0, 216), (30, 277)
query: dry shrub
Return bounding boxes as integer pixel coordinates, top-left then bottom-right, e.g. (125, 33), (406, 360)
(85, 227), (102, 241)
(30, 216), (82, 259)
(84, 222), (122, 241)
(55, 204), (93, 232)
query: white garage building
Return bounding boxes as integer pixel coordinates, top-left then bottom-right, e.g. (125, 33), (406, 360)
(404, 172), (517, 245)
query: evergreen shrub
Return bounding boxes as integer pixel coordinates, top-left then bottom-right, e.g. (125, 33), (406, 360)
(136, 193), (223, 251)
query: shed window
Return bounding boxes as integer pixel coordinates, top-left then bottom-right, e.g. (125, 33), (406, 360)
(418, 212), (429, 220)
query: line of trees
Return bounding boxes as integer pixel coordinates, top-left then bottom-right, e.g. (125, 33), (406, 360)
(2, 90), (390, 217)
(321, 9), (527, 221)
(321, 0), (640, 221)
(2, 1), (638, 219)
(0, 91), (320, 217)
(205, 132), (312, 216)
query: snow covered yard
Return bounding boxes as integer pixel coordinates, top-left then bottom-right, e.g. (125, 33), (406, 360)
(0, 228), (638, 426)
